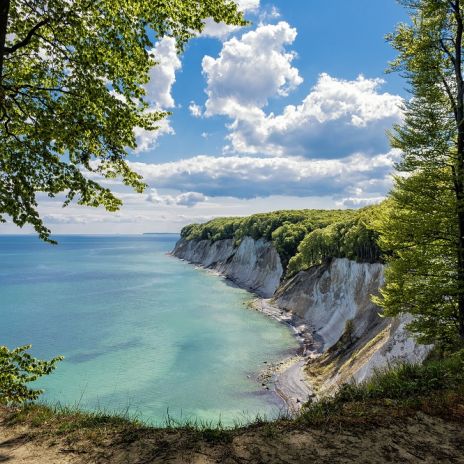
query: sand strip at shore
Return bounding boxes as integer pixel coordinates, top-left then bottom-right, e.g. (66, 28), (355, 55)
(250, 299), (316, 414)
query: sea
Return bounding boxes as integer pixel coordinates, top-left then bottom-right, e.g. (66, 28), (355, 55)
(0, 234), (298, 425)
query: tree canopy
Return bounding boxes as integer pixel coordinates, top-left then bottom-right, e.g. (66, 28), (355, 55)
(373, 0), (464, 345)
(180, 206), (383, 274)
(0, 344), (62, 405)
(0, 0), (246, 241)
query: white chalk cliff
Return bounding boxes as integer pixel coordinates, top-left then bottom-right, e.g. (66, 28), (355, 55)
(173, 237), (283, 298)
(274, 258), (431, 394)
(275, 259), (386, 351)
(172, 237), (431, 394)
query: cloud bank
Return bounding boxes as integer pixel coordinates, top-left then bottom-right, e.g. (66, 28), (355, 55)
(128, 150), (400, 200)
(146, 189), (207, 207)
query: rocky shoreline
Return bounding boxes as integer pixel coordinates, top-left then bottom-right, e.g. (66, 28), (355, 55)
(249, 298), (317, 412)
(170, 250), (317, 413)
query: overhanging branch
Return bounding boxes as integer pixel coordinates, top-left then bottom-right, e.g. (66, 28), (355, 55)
(2, 18), (49, 55)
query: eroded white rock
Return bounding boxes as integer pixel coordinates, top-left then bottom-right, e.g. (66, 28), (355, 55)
(172, 236), (283, 298)
(275, 258), (385, 350)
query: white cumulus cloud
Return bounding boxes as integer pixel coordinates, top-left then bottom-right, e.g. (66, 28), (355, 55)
(203, 21), (302, 115)
(146, 189), (207, 207)
(225, 73), (404, 157)
(176, 192), (208, 207)
(134, 37), (182, 152)
(337, 197), (385, 208)
(134, 118), (174, 152)
(235, 0), (260, 12)
(189, 101), (203, 118)
(146, 37), (181, 109)
(200, 21), (403, 158)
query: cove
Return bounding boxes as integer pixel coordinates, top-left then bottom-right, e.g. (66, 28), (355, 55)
(0, 235), (298, 425)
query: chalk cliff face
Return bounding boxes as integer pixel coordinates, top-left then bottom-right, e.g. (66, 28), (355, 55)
(172, 237), (283, 298)
(274, 259), (385, 351)
(273, 258), (431, 394)
(351, 314), (432, 383)
(172, 236), (431, 393)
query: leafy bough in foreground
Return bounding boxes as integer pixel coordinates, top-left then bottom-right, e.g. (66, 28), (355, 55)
(0, 345), (63, 405)
(0, 0), (246, 241)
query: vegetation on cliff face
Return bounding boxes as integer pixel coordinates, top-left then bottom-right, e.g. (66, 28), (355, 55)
(299, 348), (464, 425)
(180, 206), (383, 273)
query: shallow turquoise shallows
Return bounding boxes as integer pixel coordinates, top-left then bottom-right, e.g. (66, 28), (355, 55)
(0, 235), (298, 425)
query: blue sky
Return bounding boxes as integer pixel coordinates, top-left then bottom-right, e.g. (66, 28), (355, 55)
(148, 0), (408, 164)
(4, 0), (411, 235)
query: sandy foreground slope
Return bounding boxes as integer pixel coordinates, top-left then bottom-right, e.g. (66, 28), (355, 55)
(1, 410), (464, 464)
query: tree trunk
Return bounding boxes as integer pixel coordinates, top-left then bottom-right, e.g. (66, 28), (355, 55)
(0, 0), (10, 85)
(453, 0), (464, 340)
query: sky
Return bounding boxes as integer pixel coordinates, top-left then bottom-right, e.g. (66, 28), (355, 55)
(4, 0), (411, 235)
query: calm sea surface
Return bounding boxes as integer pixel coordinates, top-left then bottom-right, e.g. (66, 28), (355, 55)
(0, 235), (297, 425)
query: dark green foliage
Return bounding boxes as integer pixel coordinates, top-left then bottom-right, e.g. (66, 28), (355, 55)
(233, 211), (326, 242)
(181, 206), (384, 274)
(288, 205), (383, 275)
(374, 0), (464, 345)
(0, 345), (63, 405)
(180, 210), (354, 243)
(271, 221), (312, 268)
(181, 217), (245, 242)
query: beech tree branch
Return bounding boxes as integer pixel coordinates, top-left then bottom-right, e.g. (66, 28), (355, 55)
(439, 72), (458, 118)
(440, 38), (457, 65)
(3, 18), (49, 55)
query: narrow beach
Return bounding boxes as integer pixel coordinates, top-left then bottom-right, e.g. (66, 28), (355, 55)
(250, 298), (315, 413)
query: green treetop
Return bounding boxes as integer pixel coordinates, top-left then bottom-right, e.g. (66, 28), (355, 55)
(0, 0), (246, 241)
(374, 0), (464, 345)
(180, 206), (383, 274)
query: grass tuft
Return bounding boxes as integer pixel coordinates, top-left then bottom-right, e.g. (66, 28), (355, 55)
(5, 403), (143, 434)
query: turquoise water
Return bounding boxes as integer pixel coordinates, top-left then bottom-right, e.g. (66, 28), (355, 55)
(0, 235), (298, 425)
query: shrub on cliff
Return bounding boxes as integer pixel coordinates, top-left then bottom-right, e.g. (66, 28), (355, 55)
(0, 345), (63, 405)
(300, 349), (464, 425)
